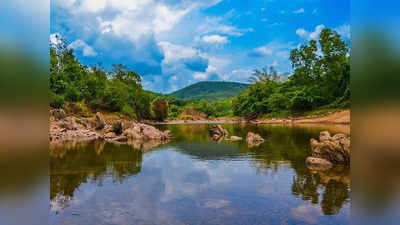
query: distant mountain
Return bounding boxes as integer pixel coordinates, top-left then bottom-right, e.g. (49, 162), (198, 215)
(170, 81), (250, 102)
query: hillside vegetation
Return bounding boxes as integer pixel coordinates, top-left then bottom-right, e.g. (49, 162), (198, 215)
(49, 28), (349, 122)
(170, 81), (249, 101)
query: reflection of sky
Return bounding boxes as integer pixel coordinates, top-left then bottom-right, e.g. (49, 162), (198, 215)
(50, 145), (349, 225)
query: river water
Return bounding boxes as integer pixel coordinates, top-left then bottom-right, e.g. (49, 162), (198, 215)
(50, 123), (350, 225)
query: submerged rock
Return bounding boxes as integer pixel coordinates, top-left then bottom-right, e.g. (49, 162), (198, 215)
(246, 132), (264, 147)
(308, 131), (350, 167)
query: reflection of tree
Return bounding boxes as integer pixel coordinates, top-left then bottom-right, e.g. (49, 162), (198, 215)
(158, 123), (350, 216)
(227, 123), (351, 216)
(50, 141), (143, 213)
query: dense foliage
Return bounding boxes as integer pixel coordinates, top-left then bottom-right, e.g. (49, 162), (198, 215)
(50, 38), (150, 120)
(233, 28), (350, 118)
(50, 28), (349, 121)
(170, 81), (249, 102)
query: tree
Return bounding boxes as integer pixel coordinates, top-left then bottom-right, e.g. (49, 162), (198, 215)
(152, 100), (168, 121)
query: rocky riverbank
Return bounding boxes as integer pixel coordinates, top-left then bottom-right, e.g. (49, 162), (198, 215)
(153, 110), (350, 125)
(49, 109), (172, 144)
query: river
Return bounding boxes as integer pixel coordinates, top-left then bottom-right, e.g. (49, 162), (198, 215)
(50, 123), (350, 225)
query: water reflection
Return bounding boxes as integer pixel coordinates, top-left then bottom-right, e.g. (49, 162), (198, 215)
(50, 124), (350, 225)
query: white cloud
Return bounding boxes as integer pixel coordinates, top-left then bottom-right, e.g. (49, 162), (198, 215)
(335, 24), (351, 39)
(68, 39), (98, 56)
(215, 25), (253, 37)
(293, 8), (305, 14)
(153, 5), (192, 33)
(296, 28), (307, 38)
(253, 46), (273, 56)
(158, 41), (198, 64)
(202, 35), (229, 44)
(296, 24), (325, 40)
(261, 18), (268, 22)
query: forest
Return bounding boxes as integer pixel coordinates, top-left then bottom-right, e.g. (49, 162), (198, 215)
(50, 28), (349, 121)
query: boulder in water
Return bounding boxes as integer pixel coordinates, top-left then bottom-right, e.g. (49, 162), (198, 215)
(309, 131), (350, 166)
(209, 125), (228, 141)
(246, 132), (264, 147)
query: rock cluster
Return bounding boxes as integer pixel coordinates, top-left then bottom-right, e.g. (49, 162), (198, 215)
(209, 125), (229, 141)
(306, 131), (350, 169)
(246, 132), (265, 147)
(50, 110), (172, 144)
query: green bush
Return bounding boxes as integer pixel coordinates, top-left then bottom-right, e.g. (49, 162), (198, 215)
(121, 105), (135, 118)
(50, 93), (65, 109)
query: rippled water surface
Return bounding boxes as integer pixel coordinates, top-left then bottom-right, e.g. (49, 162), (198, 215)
(50, 124), (350, 225)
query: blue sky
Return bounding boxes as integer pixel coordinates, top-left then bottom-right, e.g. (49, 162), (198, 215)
(51, 0), (350, 93)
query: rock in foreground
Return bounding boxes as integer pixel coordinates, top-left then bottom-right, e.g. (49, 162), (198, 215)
(308, 131), (350, 168)
(246, 132), (264, 147)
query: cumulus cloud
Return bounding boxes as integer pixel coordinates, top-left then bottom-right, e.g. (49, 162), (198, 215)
(248, 41), (294, 58)
(69, 39), (98, 56)
(202, 35), (229, 44)
(293, 8), (305, 14)
(335, 24), (351, 39)
(296, 24), (325, 40)
(248, 46), (273, 57)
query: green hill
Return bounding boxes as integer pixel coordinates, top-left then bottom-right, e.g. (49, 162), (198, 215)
(170, 81), (250, 102)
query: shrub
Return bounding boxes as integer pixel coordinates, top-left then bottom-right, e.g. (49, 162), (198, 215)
(50, 93), (65, 109)
(121, 105), (135, 118)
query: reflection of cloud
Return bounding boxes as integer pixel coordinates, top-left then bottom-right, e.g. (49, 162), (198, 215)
(203, 199), (230, 209)
(291, 204), (322, 224)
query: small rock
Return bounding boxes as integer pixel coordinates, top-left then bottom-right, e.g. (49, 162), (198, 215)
(246, 132), (264, 147)
(230, 136), (243, 141)
(209, 125), (228, 141)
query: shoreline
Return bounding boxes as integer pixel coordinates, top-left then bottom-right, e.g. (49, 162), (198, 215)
(152, 110), (350, 125)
